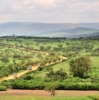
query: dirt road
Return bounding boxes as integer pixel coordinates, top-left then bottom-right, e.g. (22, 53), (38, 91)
(0, 90), (99, 97)
(0, 65), (38, 82)
(0, 43), (67, 82)
(0, 55), (67, 82)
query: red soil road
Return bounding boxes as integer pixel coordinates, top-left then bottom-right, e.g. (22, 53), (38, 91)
(0, 90), (99, 97)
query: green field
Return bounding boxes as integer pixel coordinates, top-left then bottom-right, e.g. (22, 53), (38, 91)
(1, 36), (99, 91)
(0, 96), (95, 100)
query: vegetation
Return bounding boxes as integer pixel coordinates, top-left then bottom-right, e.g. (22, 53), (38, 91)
(0, 96), (96, 100)
(0, 36), (99, 92)
(45, 82), (59, 96)
(88, 95), (99, 100)
(46, 68), (67, 81)
(69, 56), (91, 78)
(0, 85), (7, 91)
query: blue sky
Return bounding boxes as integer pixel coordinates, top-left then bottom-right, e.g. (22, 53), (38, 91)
(0, 0), (99, 23)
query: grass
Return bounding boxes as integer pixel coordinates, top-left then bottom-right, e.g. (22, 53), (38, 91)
(31, 60), (70, 78)
(90, 56), (99, 67)
(36, 56), (99, 77)
(0, 96), (93, 100)
(20, 55), (99, 80)
(90, 56), (99, 76)
(0, 39), (49, 77)
(1, 37), (99, 83)
(52, 60), (69, 72)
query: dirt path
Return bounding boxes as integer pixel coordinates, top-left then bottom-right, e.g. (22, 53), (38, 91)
(0, 65), (39, 82)
(0, 90), (99, 97)
(5, 44), (49, 55)
(0, 56), (66, 82)
(0, 43), (67, 82)
(0, 55), (66, 82)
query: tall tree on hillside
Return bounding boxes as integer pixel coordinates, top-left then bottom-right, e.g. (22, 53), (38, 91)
(69, 56), (91, 78)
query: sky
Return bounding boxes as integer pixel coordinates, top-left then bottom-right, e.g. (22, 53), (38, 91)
(0, 0), (99, 23)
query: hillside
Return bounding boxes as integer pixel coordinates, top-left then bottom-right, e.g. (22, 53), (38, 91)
(40, 27), (99, 37)
(0, 22), (99, 37)
(1, 37), (99, 92)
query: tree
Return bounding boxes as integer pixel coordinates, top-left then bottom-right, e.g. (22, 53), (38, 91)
(46, 69), (67, 81)
(7, 64), (15, 72)
(45, 82), (58, 96)
(46, 46), (51, 51)
(69, 56), (91, 78)
(1, 57), (9, 64)
(58, 44), (63, 48)
(40, 46), (44, 51)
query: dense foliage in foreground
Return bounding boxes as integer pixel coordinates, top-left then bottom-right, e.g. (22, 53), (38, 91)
(2, 78), (99, 90)
(0, 86), (7, 91)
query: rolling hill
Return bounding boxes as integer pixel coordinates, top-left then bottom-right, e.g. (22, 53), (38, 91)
(0, 22), (99, 37)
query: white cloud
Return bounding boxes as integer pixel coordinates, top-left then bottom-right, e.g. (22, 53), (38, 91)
(0, 0), (99, 23)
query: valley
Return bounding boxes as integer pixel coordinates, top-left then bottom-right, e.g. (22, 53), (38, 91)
(0, 36), (99, 100)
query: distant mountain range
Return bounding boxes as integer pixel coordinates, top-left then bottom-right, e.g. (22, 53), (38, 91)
(0, 22), (99, 37)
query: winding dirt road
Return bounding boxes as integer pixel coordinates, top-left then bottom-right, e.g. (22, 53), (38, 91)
(0, 43), (67, 82)
(0, 65), (39, 82)
(0, 56), (66, 82)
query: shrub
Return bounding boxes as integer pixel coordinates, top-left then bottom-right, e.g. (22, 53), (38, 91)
(1, 80), (13, 87)
(69, 56), (91, 78)
(0, 86), (7, 91)
(23, 75), (33, 80)
(37, 66), (44, 71)
(46, 68), (67, 81)
(57, 82), (97, 90)
(87, 95), (99, 100)
(45, 82), (58, 96)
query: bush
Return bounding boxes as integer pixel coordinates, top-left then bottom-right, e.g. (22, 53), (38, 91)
(87, 95), (99, 100)
(11, 79), (45, 90)
(37, 66), (44, 71)
(0, 86), (7, 91)
(57, 82), (98, 90)
(69, 56), (91, 78)
(23, 75), (33, 80)
(46, 68), (67, 81)
(1, 79), (15, 89)
(45, 82), (58, 96)
(2, 78), (99, 90)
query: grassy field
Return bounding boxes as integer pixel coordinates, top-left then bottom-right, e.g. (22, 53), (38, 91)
(29, 55), (99, 79)
(1, 36), (99, 90)
(0, 96), (93, 100)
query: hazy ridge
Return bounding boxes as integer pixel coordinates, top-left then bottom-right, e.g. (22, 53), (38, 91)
(0, 22), (99, 37)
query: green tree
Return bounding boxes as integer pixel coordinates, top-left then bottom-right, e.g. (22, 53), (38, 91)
(69, 56), (91, 78)
(40, 46), (44, 51)
(45, 82), (58, 96)
(1, 57), (9, 64)
(46, 69), (67, 81)
(58, 44), (63, 48)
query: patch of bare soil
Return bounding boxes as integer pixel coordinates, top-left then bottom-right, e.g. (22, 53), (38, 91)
(0, 90), (99, 97)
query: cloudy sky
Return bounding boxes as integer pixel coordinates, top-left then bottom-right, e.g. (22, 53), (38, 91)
(0, 0), (99, 23)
